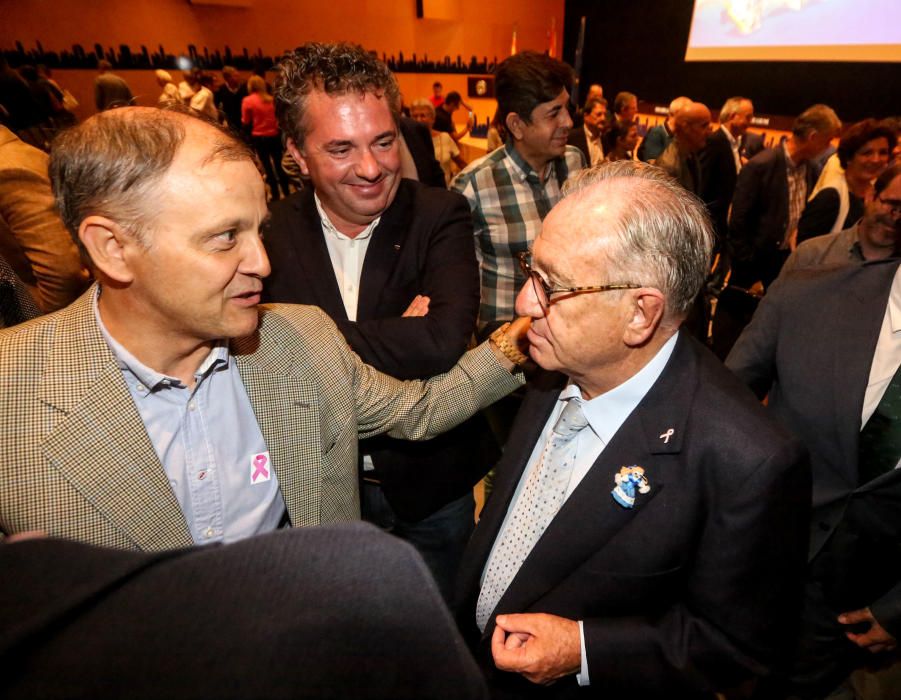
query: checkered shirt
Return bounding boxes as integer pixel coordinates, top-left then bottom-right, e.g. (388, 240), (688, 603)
(784, 142), (809, 248)
(451, 143), (586, 329)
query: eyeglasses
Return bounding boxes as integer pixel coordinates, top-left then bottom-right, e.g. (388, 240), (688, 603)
(517, 251), (641, 316)
(877, 196), (901, 217)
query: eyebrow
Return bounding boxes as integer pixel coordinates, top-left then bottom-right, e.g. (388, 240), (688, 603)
(323, 130), (397, 150)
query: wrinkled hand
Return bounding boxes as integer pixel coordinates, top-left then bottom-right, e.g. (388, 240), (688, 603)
(839, 608), (897, 654)
(401, 295), (430, 318)
(490, 613), (581, 685)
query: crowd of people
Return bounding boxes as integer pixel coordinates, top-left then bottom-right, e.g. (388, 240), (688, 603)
(2, 41), (901, 700)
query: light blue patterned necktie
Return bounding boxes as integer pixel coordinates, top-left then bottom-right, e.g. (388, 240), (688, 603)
(476, 398), (589, 631)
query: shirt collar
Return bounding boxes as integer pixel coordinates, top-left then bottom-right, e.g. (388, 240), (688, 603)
(783, 141), (803, 170)
(721, 125), (739, 149)
(562, 332), (679, 445)
(504, 141), (555, 185)
(314, 192), (380, 242)
(584, 124), (600, 143)
(93, 286), (229, 393)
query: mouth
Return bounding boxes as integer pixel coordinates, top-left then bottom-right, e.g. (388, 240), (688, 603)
(231, 289), (262, 307)
(348, 177), (388, 195)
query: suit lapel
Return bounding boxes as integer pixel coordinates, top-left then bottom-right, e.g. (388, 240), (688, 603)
(357, 181), (412, 321)
(39, 289), (192, 549)
(479, 334), (695, 628)
(291, 190), (348, 321)
(830, 264), (896, 485)
(233, 313), (326, 527)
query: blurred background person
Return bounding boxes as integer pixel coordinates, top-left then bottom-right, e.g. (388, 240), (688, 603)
(155, 69), (179, 108)
(601, 117), (639, 163)
(410, 98), (467, 186)
(242, 74), (291, 200)
(798, 119), (895, 243)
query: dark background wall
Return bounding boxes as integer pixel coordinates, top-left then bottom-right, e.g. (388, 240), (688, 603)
(563, 0), (900, 122)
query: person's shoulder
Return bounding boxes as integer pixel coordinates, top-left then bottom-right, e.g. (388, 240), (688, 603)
(450, 149), (502, 192)
(563, 144), (586, 169)
(687, 338), (805, 463)
(398, 177), (467, 211)
(746, 146), (780, 169)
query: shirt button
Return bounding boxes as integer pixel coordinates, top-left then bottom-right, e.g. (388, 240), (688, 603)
(188, 401), (196, 411)
(136, 384), (145, 392)
(204, 527), (214, 539)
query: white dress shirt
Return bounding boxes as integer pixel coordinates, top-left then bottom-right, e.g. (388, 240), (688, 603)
(721, 125), (741, 174)
(316, 193), (381, 471)
(481, 333), (678, 686)
(315, 193), (380, 322)
(862, 266), (901, 448)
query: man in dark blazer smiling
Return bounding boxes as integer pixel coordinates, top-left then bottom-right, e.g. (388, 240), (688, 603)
(264, 42), (495, 598)
(455, 161), (810, 698)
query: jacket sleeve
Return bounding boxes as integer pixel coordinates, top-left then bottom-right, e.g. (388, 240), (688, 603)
(728, 158), (764, 262)
(0, 150), (89, 312)
(334, 192), (479, 379)
(725, 271), (791, 399)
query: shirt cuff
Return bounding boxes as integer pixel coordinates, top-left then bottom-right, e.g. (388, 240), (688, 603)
(576, 620), (590, 686)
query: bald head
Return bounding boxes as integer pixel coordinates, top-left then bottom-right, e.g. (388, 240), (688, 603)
(674, 102), (711, 153)
(49, 107), (253, 264)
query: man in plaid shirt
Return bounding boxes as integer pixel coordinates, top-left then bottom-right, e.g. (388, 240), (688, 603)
(452, 51), (586, 338)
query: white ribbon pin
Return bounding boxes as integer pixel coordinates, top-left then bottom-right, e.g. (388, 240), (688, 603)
(659, 428), (675, 444)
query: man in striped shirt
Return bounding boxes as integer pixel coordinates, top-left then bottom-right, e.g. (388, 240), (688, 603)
(452, 51), (586, 338)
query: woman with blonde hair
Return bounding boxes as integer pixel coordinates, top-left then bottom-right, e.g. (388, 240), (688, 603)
(241, 75), (291, 199)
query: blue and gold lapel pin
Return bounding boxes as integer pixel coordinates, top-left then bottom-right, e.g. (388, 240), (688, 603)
(612, 465), (650, 509)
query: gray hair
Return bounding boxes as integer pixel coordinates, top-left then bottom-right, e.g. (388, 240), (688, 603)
(49, 107), (253, 266)
(718, 96), (750, 123)
(274, 42), (400, 150)
(793, 103), (841, 139)
(562, 160), (714, 317)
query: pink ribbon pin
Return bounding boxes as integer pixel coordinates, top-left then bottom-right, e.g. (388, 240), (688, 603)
(251, 453), (270, 483)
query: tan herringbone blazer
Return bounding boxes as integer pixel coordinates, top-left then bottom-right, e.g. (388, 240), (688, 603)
(0, 286), (521, 549)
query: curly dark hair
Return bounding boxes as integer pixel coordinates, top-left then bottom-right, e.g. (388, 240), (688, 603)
(836, 119), (896, 169)
(274, 42), (400, 149)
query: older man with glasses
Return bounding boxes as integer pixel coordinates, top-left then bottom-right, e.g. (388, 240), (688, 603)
(454, 161), (810, 699)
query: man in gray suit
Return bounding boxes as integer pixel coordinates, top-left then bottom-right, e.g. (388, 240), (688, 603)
(727, 194), (901, 696)
(0, 107), (527, 548)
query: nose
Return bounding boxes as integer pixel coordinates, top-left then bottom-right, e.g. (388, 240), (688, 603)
(243, 232), (271, 279)
(561, 107), (573, 130)
(355, 148), (382, 182)
(514, 278), (543, 319)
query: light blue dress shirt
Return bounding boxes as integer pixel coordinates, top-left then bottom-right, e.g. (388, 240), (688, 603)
(94, 290), (286, 544)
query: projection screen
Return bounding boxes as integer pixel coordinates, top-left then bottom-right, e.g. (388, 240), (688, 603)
(685, 0), (901, 62)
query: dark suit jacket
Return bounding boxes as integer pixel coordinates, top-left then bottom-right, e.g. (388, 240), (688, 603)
(728, 146), (817, 286)
(399, 116), (445, 189)
(263, 180), (497, 520)
(740, 131), (765, 160)
(0, 524), (489, 700)
(455, 332), (810, 698)
(726, 260), (901, 637)
(699, 127), (738, 241)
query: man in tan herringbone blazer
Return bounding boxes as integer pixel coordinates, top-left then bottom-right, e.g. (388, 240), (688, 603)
(0, 107), (526, 549)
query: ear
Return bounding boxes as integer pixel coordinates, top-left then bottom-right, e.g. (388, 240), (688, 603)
(622, 288), (666, 347)
(285, 137), (309, 176)
(78, 215), (137, 285)
(505, 112), (526, 142)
